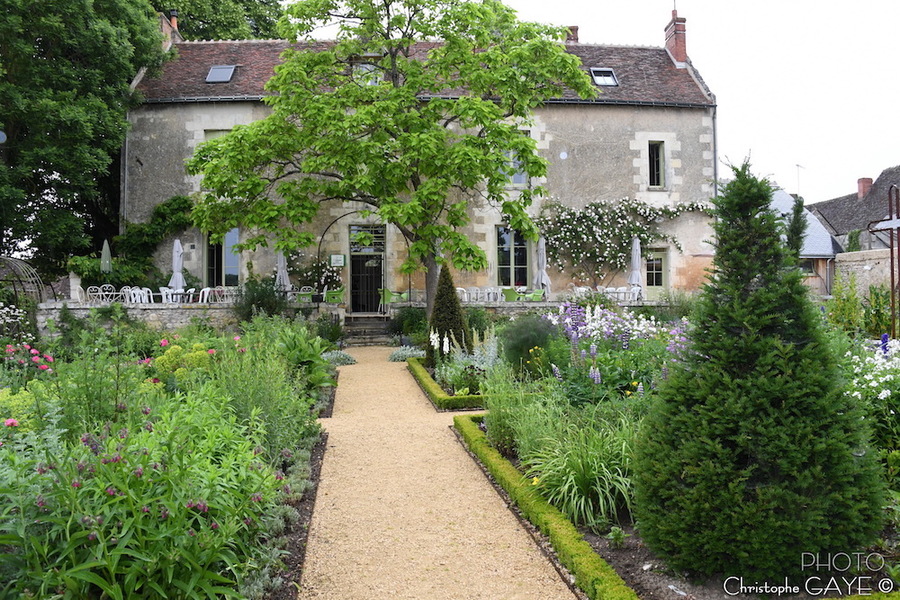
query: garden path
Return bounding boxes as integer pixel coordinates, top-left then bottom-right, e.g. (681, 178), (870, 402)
(296, 346), (576, 599)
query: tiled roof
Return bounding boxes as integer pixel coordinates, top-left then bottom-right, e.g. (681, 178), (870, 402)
(136, 40), (714, 107)
(807, 165), (900, 236)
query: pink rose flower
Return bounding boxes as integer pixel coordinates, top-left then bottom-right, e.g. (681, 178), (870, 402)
(4, 418), (19, 427)
(160, 339), (169, 347)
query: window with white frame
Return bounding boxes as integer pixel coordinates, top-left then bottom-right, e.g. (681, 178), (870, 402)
(649, 141), (665, 188)
(207, 228), (240, 287)
(589, 67), (618, 86)
(497, 226), (529, 287)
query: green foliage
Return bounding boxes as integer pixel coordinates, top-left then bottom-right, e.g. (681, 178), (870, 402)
(426, 267), (472, 366)
(152, 0), (282, 40)
(498, 313), (558, 372)
(321, 350), (356, 366)
(67, 255), (162, 289)
(187, 0), (596, 306)
(864, 284), (893, 339)
(633, 162), (885, 581)
(784, 194), (806, 263)
(0, 0), (167, 276)
(0, 386), (38, 432)
(389, 306), (429, 345)
(826, 271), (864, 336)
(847, 229), (862, 252)
(311, 313), (344, 344)
(232, 277), (289, 322)
(290, 256), (343, 292)
(536, 198), (708, 285)
(406, 357), (484, 410)
(454, 414), (639, 600)
(464, 306), (493, 337)
(1, 389), (282, 598)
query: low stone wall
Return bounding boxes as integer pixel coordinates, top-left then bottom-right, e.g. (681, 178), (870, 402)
(36, 302), (241, 335)
(834, 249), (892, 294)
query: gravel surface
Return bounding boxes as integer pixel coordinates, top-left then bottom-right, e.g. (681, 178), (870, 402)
(297, 346), (576, 599)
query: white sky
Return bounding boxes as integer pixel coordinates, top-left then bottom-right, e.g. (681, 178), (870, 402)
(504, 0), (900, 204)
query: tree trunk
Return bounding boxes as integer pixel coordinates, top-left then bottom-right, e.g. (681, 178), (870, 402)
(423, 253), (441, 321)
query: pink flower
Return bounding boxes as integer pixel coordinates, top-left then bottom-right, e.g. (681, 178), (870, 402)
(38, 364), (49, 371)
(4, 418), (18, 427)
(207, 349), (215, 355)
(30, 349), (39, 355)
(233, 336), (241, 342)
(31, 356), (40, 363)
(71, 480), (82, 489)
(160, 339), (169, 347)
(44, 355), (53, 362)
(210, 522), (219, 530)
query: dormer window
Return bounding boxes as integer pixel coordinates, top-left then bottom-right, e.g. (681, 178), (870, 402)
(589, 68), (618, 86)
(206, 65), (236, 83)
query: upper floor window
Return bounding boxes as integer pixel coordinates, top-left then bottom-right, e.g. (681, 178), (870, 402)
(649, 141), (664, 188)
(504, 130), (531, 187)
(589, 68), (618, 86)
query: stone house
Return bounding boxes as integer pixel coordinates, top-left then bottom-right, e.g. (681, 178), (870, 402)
(122, 10), (717, 311)
(807, 166), (900, 252)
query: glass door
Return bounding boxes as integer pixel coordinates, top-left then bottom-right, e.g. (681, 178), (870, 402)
(349, 225), (385, 312)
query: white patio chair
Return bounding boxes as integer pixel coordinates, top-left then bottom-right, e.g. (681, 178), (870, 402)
(100, 284), (117, 302)
(198, 287), (212, 303)
(86, 285), (101, 305)
(455, 287), (469, 302)
(159, 287), (174, 304)
(141, 287), (155, 303)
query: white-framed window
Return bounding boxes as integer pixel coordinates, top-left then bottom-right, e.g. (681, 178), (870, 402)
(645, 249), (667, 300)
(497, 226), (529, 287)
(207, 228), (240, 287)
(504, 130), (532, 187)
(649, 141), (665, 188)
(589, 67), (618, 86)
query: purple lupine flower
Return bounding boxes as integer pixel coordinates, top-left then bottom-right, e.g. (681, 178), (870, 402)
(881, 333), (890, 356)
(589, 343), (597, 358)
(551, 363), (563, 381)
(589, 366), (602, 385)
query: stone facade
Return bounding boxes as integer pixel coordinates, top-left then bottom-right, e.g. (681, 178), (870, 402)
(835, 249), (892, 295)
(122, 12), (718, 311)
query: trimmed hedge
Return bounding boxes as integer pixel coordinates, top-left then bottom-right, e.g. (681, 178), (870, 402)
(454, 414), (900, 600)
(453, 414), (638, 600)
(407, 357), (484, 410)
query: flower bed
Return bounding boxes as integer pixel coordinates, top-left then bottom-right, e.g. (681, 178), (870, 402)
(406, 357), (484, 410)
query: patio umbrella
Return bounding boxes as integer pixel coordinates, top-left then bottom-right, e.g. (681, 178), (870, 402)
(274, 251), (290, 291)
(167, 238), (187, 289)
(533, 236), (552, 293)
(100, 239), (112, 274)
(627, 236), (643, 287)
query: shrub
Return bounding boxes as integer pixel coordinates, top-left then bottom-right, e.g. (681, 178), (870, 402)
(388, 306), (428, 338)
(388, 346), (426, 362)
(826, 271), (864, 336)
(425, 267), (472, 367)
(864, 283), (892, 339)
(633, 163), (885, 581)
(321, 349), (356, 366)
(498, 313), (558, 373)
(312, 312), (343, 344)
(233, 277), (289, 322)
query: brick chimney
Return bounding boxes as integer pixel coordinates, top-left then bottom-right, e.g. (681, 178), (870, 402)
(665, 9), (687, 65)
(566, 26), (579, 44)
(858, 177), (873, 199)
(169, 9), (179, 31)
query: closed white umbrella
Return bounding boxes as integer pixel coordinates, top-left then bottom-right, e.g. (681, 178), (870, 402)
(167, 239), (187, 289)
(627, 236), (643, 287)
(100, 239), (112, 274)
(275, 251), (290, 291)
(533, 236), (552, 293)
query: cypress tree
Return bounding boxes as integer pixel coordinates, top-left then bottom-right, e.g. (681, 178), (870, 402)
(633, 163), (884, 581)
(425, 266), (472, 367)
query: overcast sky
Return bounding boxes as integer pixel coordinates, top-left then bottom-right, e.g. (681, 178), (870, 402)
(503, 0), (900, 204)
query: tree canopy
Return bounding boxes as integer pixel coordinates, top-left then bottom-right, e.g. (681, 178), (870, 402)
(151, 0), (282, 40)
(0, 0), (167, 275)
(187, 0), (595, 312)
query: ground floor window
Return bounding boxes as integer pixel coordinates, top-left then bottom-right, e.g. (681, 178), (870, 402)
(207, 228), (240, 287)
(497, 226), (528, 287)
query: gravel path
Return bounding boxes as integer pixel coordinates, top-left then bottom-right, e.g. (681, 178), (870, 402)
(297, 346), (576, 600)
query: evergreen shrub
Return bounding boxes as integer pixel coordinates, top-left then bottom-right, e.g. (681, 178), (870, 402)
(425, 267), (472, 367)
(633, 163), (885, 581)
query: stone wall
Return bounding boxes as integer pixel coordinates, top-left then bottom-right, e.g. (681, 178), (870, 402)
(834, 249), (892, 294)
(36, 302), (243, 336)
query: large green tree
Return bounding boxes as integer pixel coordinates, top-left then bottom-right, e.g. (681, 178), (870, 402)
(633, 163), (884, 581)
(0, 0), (167, 275)
(187, 0), (595, 314)
(151, 0), (282, 40)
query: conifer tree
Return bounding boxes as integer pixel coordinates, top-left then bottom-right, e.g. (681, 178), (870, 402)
(633, 162), (884, 581)
(425, 266), (472, 367)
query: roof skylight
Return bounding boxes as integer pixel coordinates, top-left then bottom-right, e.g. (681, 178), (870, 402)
(589, 68), (618, 86)
(206, 65), (236, 84)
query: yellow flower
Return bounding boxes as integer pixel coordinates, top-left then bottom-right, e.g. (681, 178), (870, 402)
(531, 477), (540, 486)
(632, 381), (639, 387)
(626, 391), (632, 396)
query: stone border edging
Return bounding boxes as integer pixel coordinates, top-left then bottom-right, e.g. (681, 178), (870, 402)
(453, 413), (639, 600)
(406, 357), (485, 410)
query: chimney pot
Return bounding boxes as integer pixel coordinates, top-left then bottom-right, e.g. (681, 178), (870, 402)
(664, 9), (688, 65)
(858, 177), (873, 199)
(566, 26), (579, 44)
(169, 9), (178, 31)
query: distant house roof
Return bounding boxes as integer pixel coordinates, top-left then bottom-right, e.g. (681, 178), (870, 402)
(770, 188), (838, 258)
(135, 40), (715, 107)
(807, 165), (900, 236)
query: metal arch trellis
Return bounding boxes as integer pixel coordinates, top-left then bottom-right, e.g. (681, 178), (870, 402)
(0, 256), (50, 306)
